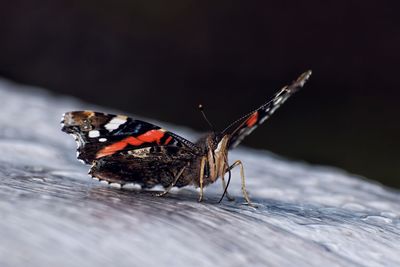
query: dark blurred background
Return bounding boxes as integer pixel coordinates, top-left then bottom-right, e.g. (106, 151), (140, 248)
(0, 1), (399, 187)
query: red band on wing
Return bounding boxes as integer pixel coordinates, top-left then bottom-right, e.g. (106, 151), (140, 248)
(96, 129), (165, 158)
(164, 136), (173, 145)
(136, 129), (165, 144)
(246, 112), (259, 127)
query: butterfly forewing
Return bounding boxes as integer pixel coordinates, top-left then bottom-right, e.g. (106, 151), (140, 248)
(223, 70), (312, 149)
(61, 111), (198, 164)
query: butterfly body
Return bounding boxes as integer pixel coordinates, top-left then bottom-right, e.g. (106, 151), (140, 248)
(61, 71), (312, 203)
(62, 113), (227, 188)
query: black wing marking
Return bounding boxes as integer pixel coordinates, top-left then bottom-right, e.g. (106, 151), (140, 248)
(89, 146), (196, 188)
(61, 111), (198, 164)
(223, 70), (312, 149)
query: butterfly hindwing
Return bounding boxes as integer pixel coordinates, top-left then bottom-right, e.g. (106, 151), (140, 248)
(61, 111), (198, 164)
(223, 70), (312, 149)
(89, 146), (196, 188)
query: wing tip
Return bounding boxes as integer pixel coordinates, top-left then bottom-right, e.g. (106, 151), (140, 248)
(296, 70), (312, 88)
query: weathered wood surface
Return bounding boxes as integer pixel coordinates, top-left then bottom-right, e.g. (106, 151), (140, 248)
(0, 79), (399, 267)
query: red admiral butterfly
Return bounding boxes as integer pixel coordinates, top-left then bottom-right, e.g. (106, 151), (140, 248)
(61, 71), (311, 204)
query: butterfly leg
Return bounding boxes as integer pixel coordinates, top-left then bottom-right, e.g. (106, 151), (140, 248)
(222, 157), (235, 201)
(198, 156), (207, 202)
(220, 171), (235, 201)
(156, 166), (187, 197)
(227, 160), (252, 205)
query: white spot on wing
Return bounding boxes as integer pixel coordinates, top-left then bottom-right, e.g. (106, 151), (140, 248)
(269, 105), (279, 114)
(122, 183), (142, 190)
(105, 116), (127, 131)
(99, 138), (107, 142)
(110, 183), (122, 189)
(88, 130), (100, 138)
(273, 96), (283, 105)
(259, 116), (269, 124)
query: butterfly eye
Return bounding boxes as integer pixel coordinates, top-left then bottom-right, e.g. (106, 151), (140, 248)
(81, 119), (93, 131)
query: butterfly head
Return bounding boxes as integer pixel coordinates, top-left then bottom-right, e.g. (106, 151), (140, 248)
(204, 133), (230, 182)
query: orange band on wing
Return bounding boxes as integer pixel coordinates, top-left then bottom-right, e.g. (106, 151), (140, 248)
(96, 129), (166, 158)
(246, 112), (259, 127)
(136, 129), (165, 144)
(164, 136), (173, 145)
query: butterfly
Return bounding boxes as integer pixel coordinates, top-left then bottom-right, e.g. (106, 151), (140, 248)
(61, 70), (311, 204)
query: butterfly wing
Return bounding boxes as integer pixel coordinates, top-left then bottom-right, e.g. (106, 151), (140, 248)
(89, 146), (196, 188)
(61, 111), (198, 164)
(223, 70), (312, 149)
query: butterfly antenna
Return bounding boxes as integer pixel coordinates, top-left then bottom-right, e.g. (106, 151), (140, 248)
(198, 104), (216, 134)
